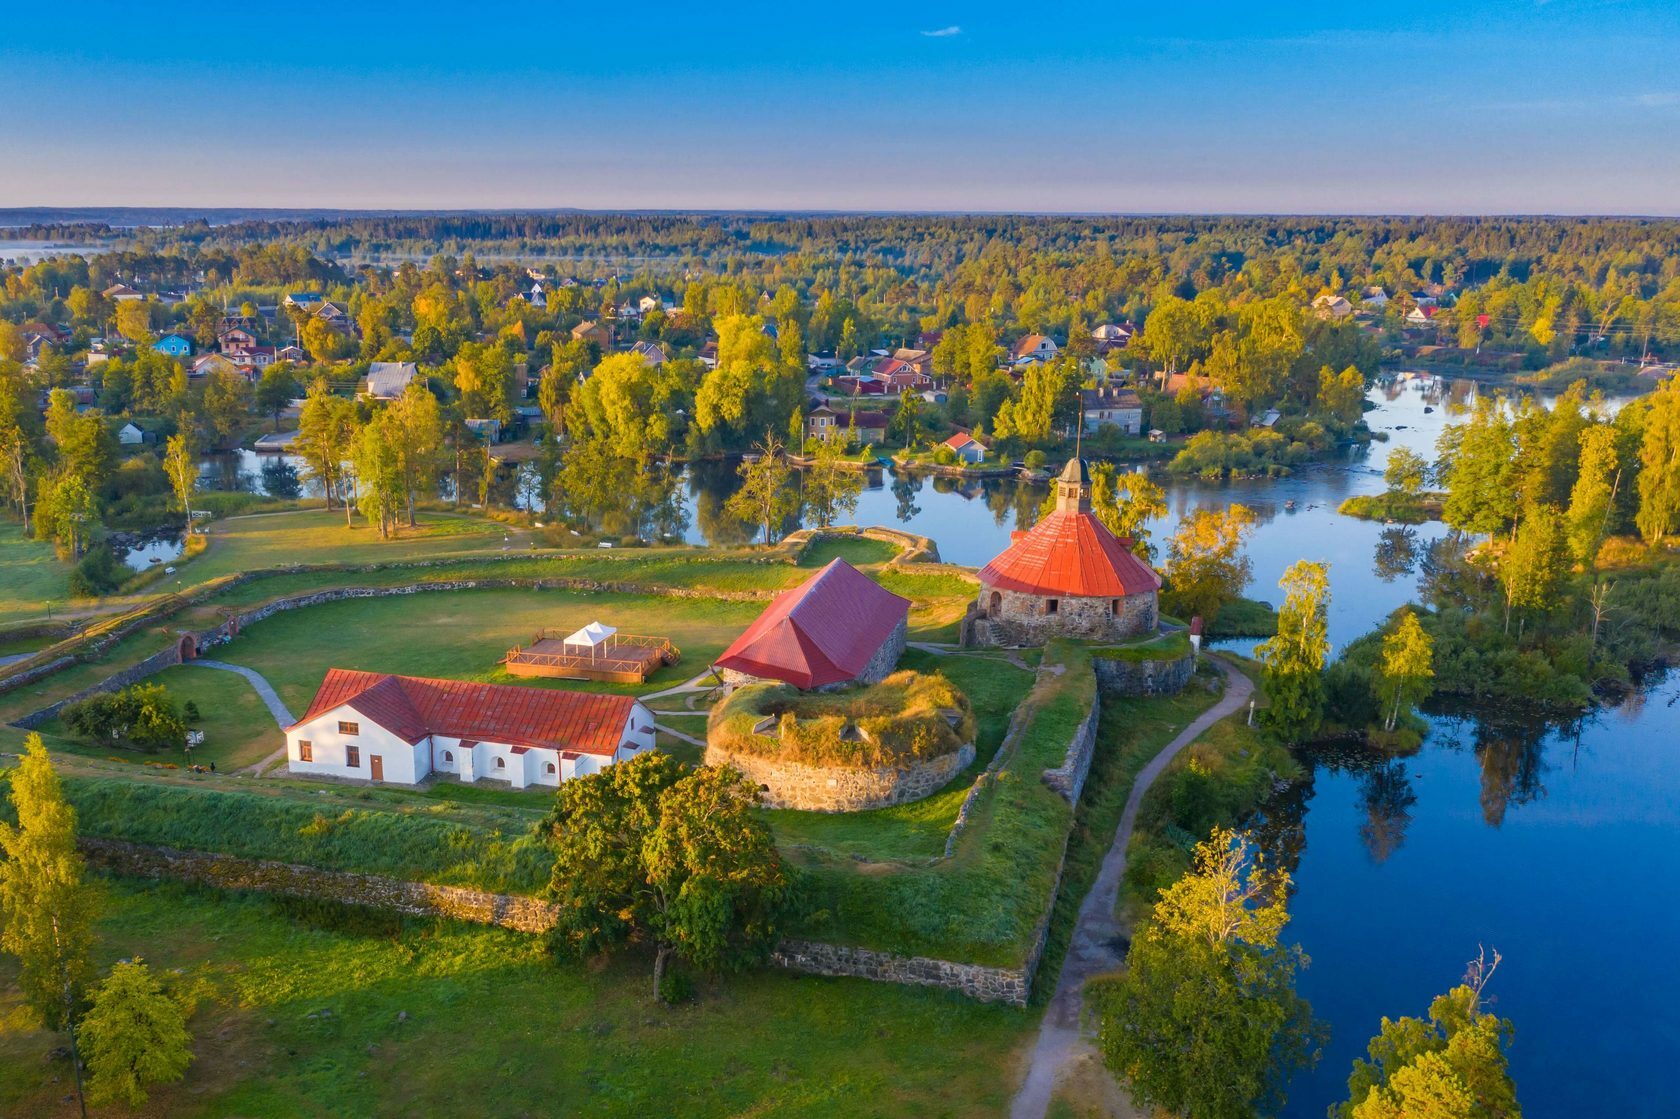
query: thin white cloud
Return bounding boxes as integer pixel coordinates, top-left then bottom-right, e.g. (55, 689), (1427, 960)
(920, 25), (961, 38)
(1633, 91), (1680, 107)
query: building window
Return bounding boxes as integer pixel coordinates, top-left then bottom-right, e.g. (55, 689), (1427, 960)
(338, 720), (359, 735)
(1111, 599), (1121, 615)
(1046, 599), (1059, 615)
(298, 740), (312, 762)
(443, 751), (453, 763)
(347, 745), (360, 768)
(546, 762), (556, 774)
(495, 757), (505, 769)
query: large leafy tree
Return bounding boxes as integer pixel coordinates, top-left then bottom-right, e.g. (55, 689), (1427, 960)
(163, 418), (199, 534)
(1376, 610), (1434, 731)
(1335, 952), (1520, 1119)
(802, 430), (864, 528)
(81, 958), (195, 1108)
(1162, 504), (1256, 625)
(1636, 377), (1680, 543)
(1566, 423), (1621, 567)
(1097, 827), (1323, 1119)
(571, 352), (683, 459)
(725, 434), (798, 544)
(1441, 396), (1520, 538)
(693, 315), (802, 453)
(1257, 559), (1331, 741)
(545, 754), (790, 999)
(0, 735), (101, 1112)
(295, 379), (361, 521)
(1499, 503), (1569, 632)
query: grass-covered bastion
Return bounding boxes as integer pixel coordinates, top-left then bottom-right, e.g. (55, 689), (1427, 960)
(705, 670), (977, 811)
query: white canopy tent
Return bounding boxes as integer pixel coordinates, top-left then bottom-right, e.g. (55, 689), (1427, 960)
(563, 622), (617, 659)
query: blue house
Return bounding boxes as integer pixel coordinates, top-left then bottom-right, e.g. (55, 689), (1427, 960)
(154, 333), (193, 357)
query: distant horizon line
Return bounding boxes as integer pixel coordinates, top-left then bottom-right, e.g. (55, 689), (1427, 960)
(4, 205), (1680, 222)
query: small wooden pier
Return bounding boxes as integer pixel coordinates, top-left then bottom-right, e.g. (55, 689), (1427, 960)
(502, 630), (680, 684)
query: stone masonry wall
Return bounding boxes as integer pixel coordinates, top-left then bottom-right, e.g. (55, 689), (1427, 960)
(12, 646), (185, 730)
(706, 741), (975, 812)
(81, 836), (1042, 1005)
(1092, 650), (1195, 697)
(771, 939), (1030, 1006)
(79, 838), (561, 934)
(969, 587), (1156, 646)
(1040, 696), (1102, 804)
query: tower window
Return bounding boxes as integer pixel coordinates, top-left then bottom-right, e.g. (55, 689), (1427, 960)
(1046, 599), (1059, 615)
(1111, 599), (1121, 615)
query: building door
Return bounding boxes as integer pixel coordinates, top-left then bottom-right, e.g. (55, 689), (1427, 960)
(370, 756), (384, 782)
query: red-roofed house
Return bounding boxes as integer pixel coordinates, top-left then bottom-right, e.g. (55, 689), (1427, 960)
(284, 669), (656, 787)
(714, 559), (910, 690)
(941, 431), (988, 464)
(965, 458), (1161, 645)
(1010, 334), (1059, 364)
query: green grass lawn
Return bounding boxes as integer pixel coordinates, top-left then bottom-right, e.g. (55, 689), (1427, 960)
(0, 522), (70, 626)
(797, 535), (900, 568)
(179, 509), (516, 585)
(210, 588), (767, 712)
(0, 878), (1033, 1119)
(36, 663), (283, 771)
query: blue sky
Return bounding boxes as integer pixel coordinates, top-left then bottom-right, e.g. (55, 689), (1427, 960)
(1, 1), (1675, 213)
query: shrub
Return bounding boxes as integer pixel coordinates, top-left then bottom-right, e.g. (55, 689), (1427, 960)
(62, 683), (188, 753)
(70, 544), (129, 597)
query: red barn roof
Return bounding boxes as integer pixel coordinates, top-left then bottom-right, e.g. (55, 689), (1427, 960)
(979, 460), (1162, 598)
(288, 669), (638, 755)
(714, 559), (910, 689)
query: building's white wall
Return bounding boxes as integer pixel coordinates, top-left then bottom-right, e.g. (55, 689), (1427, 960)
(287, 702), (657, 788)
(286, 707), (427, 784)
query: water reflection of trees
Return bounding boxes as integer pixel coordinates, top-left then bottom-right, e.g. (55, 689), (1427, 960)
(1373, 526), (1419, 582)
(1418, 531), (1486, 610)
(1358, 761), (1418, 863)
(1243, 773), (1311, 899)
(891, 471), (923, 523)
(1427, 699), (1555, 828)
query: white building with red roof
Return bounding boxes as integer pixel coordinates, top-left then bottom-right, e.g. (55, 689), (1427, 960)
(965, 458), (1161, 646)
(284, 669), (656, 787)
(713, 559), (909, 691)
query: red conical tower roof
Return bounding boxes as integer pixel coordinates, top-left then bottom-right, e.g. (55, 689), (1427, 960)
(978, 459), (1162, 597)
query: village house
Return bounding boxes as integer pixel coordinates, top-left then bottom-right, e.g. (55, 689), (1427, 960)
(1009, 334), (1059, 365)
(1313, 293), (1354, 320)
(102, 284), (143, 302)
(1080, 386), (1144, 435)
(1405, 305), (1438, 327)
(153, 333), (193, 357)
(218, 326), (258, 355)
(714, 560), (910, 691)
(965, 458), (1162, 646)
(190, 354), (238, 379)
(628, 339), (668, 366)
(365, 361), (420, 400)
(1362, 286), (1390, 309)
(891, 347), (934, 376)
(572, 320), (613, 348)
(285, 669), (657, 788)
(941, 431), (988, 464)
(227, 344), (276, 373)
(276, 344), (306, 363)
(697, 340), (719, 368)
(528, 282), (547, 309)
(117, 422), (145, 446)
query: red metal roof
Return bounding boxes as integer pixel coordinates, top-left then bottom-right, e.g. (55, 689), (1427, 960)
(714, 559), (910, 689)
(978, 509), (1162, 598)
(288, 669), (638, 755)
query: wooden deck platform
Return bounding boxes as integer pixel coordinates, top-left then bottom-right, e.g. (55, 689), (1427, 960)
(502, 632), (680, 684)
